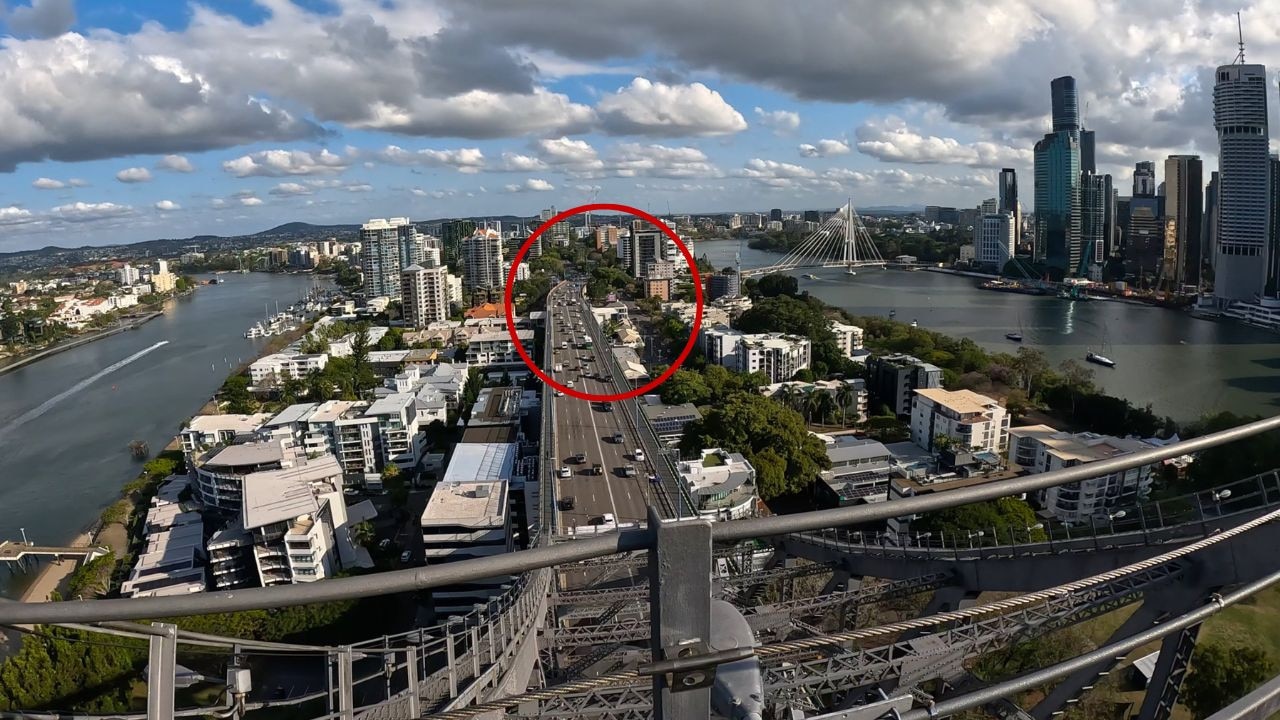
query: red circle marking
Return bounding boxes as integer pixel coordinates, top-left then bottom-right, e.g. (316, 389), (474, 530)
(503, 203), (704, 402)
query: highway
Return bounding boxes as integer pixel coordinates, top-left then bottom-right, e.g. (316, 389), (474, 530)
(547, 282), (661, 533)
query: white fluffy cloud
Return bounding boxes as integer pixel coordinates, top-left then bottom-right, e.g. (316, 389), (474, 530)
(855, 117), (1032, 167)
(0, 207), (37, 226)
(609, 143), (721, 179)
(31, 177), (64, 189)
(598, 78), (747, 136)
(754, 107), (800, 134)
(376, 145), (486, 173)
(115, 167), (152, 183)
(503, 178), (555, 192)
(156, 154), (195, 172)
(222, 149), (348, 177)
(799, 139), (851, 157)
(49, 201), (134, 222)
(153, 200), (180, 211)
(239, 196), (264, 206)
(269, 182), (312, 196)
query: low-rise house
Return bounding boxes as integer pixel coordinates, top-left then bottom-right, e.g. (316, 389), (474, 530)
(676, 448), (759, 521)
(639, 396), (702, 445)
(249, 353), (328, 385)
(467, 329), (533, 365)
(814, 436), (893, 507)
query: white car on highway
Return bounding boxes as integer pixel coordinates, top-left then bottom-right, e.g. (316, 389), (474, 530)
(634, 449), (645, 462)
(559, 466), (571, 478)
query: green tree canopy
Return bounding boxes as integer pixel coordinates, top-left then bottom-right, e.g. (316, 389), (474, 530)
(1183, 643), (1277, 719)
(914, 497), (1044, 543)
(680, 393), (829, 500)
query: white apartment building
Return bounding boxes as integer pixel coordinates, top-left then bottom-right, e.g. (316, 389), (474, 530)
(262, 397), (424, 489)
(828, 320), (865, 360)
(910, 388), (1009, 455)
(701, 324), (745, 369)
(361, 217), (411, 299)
(241, 454), (349, 586)
(737, 334), (811, 383)
(121, 476), (206, 598)
(447, 274), (463, 304)
(463, 228), (505, 290)
(466, 329), (534, 365)
(975, 212), (1015, 267)
(249, 352), (328, 385)
(364, 393), (424, 469)
(759, 378), (868, 424)
(1008, 425), (1157, 524)
(402, 264), (450, 329)
(118, 263), (141, 285)
(191, 440), (309, 515)
(180, 413), (273, 453)
(677, 448), (759, 521)
(421, 443), (515, 615)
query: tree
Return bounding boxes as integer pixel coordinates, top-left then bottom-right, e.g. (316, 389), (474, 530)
(350, 521), (375, 548)
(280, 373), (303, 404)
(1004, 388), (1030, 420)
(659, 369), (711, 406)
(1056, 358), (1095, 417)
(349, 323), (377, 396)
(221, 374), (256, 414)
(915, 497), (1044, 543)
(754, 273), (799, 298)
(680, 393), (830, 500)
(1183, 643), (1276, 719)
(1010, 347), (1049, 396)
(382, 463), (409, 507)
(834, 383), (856, 427)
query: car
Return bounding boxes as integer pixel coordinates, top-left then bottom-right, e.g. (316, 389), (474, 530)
(591, 463), (603, 476)
(648, 474), (660, 484)
(612, 433), (624, 443)
(634, 449), (646, 462)
(558, 496), (576, 511)
(573, 452), (586, 463)
(378, 538), (392, 551)
(621, 465), (637, 477)
(603, 401), (613, 411)
(400, 550), (413, 564)
(567, 380), (575, 388)
(554, 389), (565, 397)
(559, 466), (571, 478)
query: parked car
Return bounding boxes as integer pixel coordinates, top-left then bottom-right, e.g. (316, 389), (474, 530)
(378, 538), (392, 551)
(399, 550), (413, 564)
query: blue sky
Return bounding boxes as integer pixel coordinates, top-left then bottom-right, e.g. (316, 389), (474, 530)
(0, 0), (1265, 249)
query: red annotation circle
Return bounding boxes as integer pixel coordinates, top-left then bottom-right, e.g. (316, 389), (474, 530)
(503, 203), (704, 402)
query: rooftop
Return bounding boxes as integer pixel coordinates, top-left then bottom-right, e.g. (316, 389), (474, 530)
(420, 479), (509, 528)
(914, 387), (1001, 415)
(640, 400), (702, 423)
(442, 442), (517, 485)
(263, 403), (318, 428)
(471, 329), (534, 343)
(184, 413), (272, 435)
(826, 436), (892, 465)
(365, 393), (413, 417)
(468, 387), (522, 426)
(201, 440), (292, 470)
(240, 455), (341, 529)
(1010, 424), (1153, 463)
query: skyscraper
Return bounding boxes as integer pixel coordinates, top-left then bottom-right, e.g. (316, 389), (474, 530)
(1051, 76), (1079, 134)
(1133, 162), (1157, 197)
(1164, 155), (1204, 289)
(401, 264), (450, 329)
(1080, 130), (1096, 174)
(1079, 173), (1113, 274)
(1204, 171), (1220, 290)
(769, 208), (783, 222)
(998, 168), (1021, 248)
(440, 219), (477, 270)
(361, 218), (410, 299)
(1035, 76), (1083, 277)
(1213, 61), (1270, 301)
(629, 220), (663, 278)
(462, 228), (505, 292)
(975, 213), (1015, 268)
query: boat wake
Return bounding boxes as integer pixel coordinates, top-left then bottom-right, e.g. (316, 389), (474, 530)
(0, 341), (170, 439)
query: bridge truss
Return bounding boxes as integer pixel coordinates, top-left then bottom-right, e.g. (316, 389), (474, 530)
(740, 200), (886, 277)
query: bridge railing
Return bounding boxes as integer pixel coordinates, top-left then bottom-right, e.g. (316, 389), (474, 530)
(791, 468), (1280, 559)
(6, 415), (1280, 720)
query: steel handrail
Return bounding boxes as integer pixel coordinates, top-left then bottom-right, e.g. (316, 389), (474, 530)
(1, 414), (1277, 624)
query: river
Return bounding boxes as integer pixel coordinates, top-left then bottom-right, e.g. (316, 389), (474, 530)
(0, 273), (322, 597)
(698, 241), (1280, 424)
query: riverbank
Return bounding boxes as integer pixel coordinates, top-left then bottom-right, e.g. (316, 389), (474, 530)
(0, 310), (163, 377)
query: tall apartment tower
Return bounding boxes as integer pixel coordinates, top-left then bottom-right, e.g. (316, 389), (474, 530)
(629, 220), (663, 278)
(462, 228), (505, 291)
(1079, 173), (1113, 274)
(361, 218), (411, 299)
(1034, 76), (1082, 277)
(998, 168), (1021, 247)
(1164, 155), (1204, 290)
(401, 264), (450, 329)
(1080, 130), (1096, 174)
(1133, 161), (1157, 196)
(1213, 61), (1270, 301)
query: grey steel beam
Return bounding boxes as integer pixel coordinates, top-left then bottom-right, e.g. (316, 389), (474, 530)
(648, 508), (713, 720)
(145, 622), (177, 720)
(897, 568), (1280, 720)
(1138, 620), (1204, 720)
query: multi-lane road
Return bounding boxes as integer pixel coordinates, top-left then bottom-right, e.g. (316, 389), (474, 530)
(546, 283), (661, 533)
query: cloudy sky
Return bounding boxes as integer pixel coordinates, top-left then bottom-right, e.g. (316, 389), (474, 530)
(0, 0), (1271, 250)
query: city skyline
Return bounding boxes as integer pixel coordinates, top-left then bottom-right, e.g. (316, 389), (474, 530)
(0, 0), (1278, 250)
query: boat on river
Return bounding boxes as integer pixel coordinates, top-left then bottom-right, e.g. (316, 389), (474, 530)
(1005, 332), (1023, 342)
(1086, 351), (1116, 368)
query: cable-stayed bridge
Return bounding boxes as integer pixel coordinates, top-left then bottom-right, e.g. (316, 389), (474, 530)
(739, 201), (887, 278)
